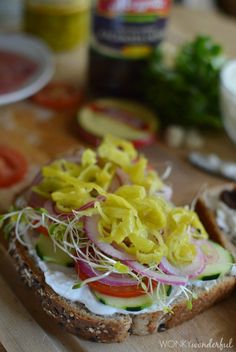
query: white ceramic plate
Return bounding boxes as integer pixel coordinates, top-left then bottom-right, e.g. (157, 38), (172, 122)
(0, 33), (54, 105)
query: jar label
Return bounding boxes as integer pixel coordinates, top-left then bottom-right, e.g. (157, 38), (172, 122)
(98, 0), (170, 13)
(92, 0), (171, 59)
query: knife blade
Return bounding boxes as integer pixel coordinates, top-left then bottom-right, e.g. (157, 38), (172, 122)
(188, 152), (236, 181)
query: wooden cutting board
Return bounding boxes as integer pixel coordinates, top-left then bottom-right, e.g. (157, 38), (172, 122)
(0, 102), (236, 352)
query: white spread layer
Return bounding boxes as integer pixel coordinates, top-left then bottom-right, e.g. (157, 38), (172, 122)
(204, 191), (236, 247)
(25, 232), (235, 316)
(25, 232), (182, 316)
(25, 229), (188, 316)
(41, 262), (183, 316)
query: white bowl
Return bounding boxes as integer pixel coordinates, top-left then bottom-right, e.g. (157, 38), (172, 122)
(220, 60), (236, 144)
(0, 33), (54, 105)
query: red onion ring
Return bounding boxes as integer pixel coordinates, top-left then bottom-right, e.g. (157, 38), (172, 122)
(30, 170), (43, 187)
(43, 199), (58, 215)
(123, 260), (187, 286)
(108, 168), (130, 192)
(199, 240), (219, 265)
(108, 175), (122, 192)
(51, 196), (106, 219)
(77, 260), (139, 286)
(116, 168), (131, 185)
(27, 151), (84, 208)
(159, 243), (206, 279)
(78, 196), (106, 211)
(28, 191), (48, 209)
(62, 149), (84, 164)
(84, 215), (135, 261)
(84, 215), (187, 286)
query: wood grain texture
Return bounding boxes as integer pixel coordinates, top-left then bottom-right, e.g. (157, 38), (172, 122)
(0, 273), (61, 352)
(168, 4), (236, 57)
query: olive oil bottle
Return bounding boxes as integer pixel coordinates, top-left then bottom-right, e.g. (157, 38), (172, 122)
(89, 0), (172, 99)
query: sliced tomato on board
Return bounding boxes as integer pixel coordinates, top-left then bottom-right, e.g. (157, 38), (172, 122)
(31, 82), (83, 110)
(88, 103), (151, 131)
(0, 146), (27, 188)
(76, 262), (156, 298)
(77, 99), (157, 149)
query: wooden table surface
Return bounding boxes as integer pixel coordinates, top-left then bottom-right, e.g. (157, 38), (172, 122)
(0, 4), (236, 352)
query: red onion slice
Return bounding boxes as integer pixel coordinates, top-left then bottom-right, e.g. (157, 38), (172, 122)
(30, 170), (43, 187)
(108, 175), (122, 193)
(159, 244), (206, 279)
(77, 260), (139, 286)
(43, 199), (58, 215)
(199, 240), (219, 264)
(27, 151), (84, 208)
(108, 168), (130, 192)
(51, 196), (106, 219)
(84, 215), (187, 286)
(123, 260), (187, 286)
(116, 168), (131, 185)
(78, 196), (106, 211)
(84, 215), (135, 261)
(62, 148), (84, 164)
(28, 191), (48, 209)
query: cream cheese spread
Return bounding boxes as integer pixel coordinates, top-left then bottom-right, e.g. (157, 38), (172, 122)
(26, 233), (183, 316)
(24, 230), (235, 316)
(37, 257), (182, 316)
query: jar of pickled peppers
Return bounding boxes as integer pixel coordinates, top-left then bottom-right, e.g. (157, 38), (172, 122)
(23, 0), (91, 52)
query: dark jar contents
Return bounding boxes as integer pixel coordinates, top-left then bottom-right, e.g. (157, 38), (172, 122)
(88, 0), (171, 99)
(220, 189), (236, 210)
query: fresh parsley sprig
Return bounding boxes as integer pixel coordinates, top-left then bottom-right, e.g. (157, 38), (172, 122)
(144, 36), (225, 129)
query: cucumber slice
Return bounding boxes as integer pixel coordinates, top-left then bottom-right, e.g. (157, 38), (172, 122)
(93, 285), (170, 311)
(35, 234), (74, 267)
(93, 291), (153, 311)
(198, 240), (233, 281)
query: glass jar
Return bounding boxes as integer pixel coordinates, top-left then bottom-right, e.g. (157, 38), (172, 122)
(88, 0), (172, 99)
(23, 0), (91, 52)
(220, 60), (236, 144)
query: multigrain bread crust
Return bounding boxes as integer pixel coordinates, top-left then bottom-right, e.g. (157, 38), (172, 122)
(166, 276), (235, 329)
(195, 183), (236, 260)
(8, 235), (236, 343)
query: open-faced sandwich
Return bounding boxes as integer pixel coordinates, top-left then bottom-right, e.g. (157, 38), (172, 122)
(0, 136), (235, 343)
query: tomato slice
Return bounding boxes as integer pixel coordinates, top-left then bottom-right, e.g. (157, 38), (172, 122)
(0, 146), (27, 188)
(88, 103), (151, 131)
(33, 222), (49, 236)
(77, 99), (157, 149)
(31, 82), (83, 110)
(77, 262), (155, 298)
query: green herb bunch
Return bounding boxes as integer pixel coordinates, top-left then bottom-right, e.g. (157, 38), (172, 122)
(144, 36), (225, 129)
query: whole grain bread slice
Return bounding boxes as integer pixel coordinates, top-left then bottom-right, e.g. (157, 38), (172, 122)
(8, 233), (236, 343)
(195, 183), (236, 260)
(5, 150), (236, 343)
